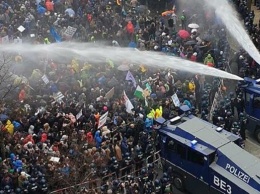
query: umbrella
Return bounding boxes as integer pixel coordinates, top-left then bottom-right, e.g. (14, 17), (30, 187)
(65, 8), (75, 17)
(117, 64), (130, 71)
(184, 40), (197, 46)
(188, 23), (200, 29)
(0, 114), (8, 121)
(178, 30), (190, 39)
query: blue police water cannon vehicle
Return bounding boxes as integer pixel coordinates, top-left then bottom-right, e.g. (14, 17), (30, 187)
(157, 105), (260, 194)
(238, 77), (260, 142)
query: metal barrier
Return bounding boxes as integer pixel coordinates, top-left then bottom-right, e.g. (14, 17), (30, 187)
(209, 79), (224, 121)
(49, 150), (162, 194)
(146, 150), (163, 169)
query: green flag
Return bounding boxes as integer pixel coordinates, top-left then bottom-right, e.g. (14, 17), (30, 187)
(146, 83), (152, 93)
(134, 85), (144, 99)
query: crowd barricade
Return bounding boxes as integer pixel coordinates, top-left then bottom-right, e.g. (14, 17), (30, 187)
(209, 79), (224, 121)
(49, 150), (162, 194)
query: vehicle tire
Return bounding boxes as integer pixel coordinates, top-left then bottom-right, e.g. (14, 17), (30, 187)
(255, 129), (260, 143)
(173, 174), (185, 191)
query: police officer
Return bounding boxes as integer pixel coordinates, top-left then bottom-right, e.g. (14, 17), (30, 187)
(139, 168), (149, 184)
(144, 180), (154, 194)
(28, 177), (38, 194)
(4, 185), (12, 194)
(100, 184), (108, 194)
(145, 143), (155, 163)
(111, 179), (120, 193)
(239, 112), (247, 141)
(229, 92), (236, 115)
(234, 92), (245, 116)
(22, 180), (29, 194)
(154, 179), (162, 194)
(88, 163), (97, 189)
(160, 172), (169, 193)
(147, 163), (155, 181)
(100, 166), (109, 185)
(38, 178), (48, 194)
(224, 111), (233, 132)
(110, 156), (120, 178)
(167, 166), (174, 182)
(139, 132), (149, 152)
(121, 152), (133, 178)
(134, 146), (144, 176)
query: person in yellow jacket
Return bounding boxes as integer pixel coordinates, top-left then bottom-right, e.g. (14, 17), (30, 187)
(71, 59), (80, 73)
(188, 81), (195, 93)
(44, 38), (51, 44)
(147, 106), (163, 119)
(4, 120), (14, 135)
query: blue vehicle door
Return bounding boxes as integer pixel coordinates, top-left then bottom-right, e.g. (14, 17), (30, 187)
(244, 91), (252, 116)
(251, 93), (260, 119)
(181, 146), (210, 184)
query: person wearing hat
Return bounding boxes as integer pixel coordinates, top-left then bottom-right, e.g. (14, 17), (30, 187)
(190, 52), (197, 62)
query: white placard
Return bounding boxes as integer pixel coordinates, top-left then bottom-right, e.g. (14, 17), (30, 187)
(76, 109), (82, 120)
(171, 93), (180, 107)
(17, 25), (25, 32)
(54, 91), (64, 103)
(42, 75), (49, 84)
(50, 157), (60, 162)
(64, 26), (77, 38)
(98, 111), (108, 129)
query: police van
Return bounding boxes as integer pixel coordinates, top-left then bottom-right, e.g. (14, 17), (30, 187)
(157, 105), (260, 194)
(239, 77), (260, 143)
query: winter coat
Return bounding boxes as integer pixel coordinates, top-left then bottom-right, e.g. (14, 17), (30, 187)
(94, 130), (102, 148)
(86, 132), (94, 145)
(5, 120), (14, 135)
(121, 137), (129, 155)
(41, 133), (48, 143)
(18, 89), (26, 102)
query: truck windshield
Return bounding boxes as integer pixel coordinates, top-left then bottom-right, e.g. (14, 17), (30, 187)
(253, 95), (260, 109)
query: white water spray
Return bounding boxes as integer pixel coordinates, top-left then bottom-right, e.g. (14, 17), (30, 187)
(205, 0), (260, 64)
(1, 43), (242, 80)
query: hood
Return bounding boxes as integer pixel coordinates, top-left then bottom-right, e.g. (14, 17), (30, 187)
(94, 130), (100, 138)
(10, 153), (16, 160)
(6, 120), (12, 125)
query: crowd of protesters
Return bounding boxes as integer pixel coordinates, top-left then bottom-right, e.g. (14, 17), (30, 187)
(0, 0), (259, 194)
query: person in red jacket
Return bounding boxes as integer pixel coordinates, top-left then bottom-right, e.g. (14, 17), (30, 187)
(18, 88), (26, 102)
(41, 133), (48, 143)
(190, 52), (197, 62)
(86, 132), (95, 146)
(126, 21), (134, 35)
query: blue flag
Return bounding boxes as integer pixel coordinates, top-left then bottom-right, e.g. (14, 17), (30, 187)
(50, 27), (61, 42)
(126, 71), (137, 88)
